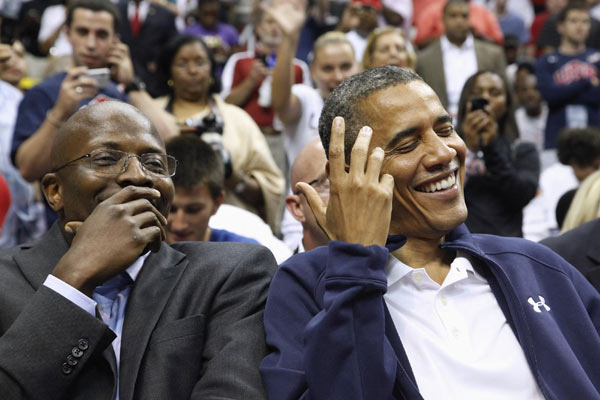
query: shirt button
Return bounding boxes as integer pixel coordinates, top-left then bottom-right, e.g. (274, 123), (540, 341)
(78, 338), (89, 351)
(62, 363), (72, 375)
(452, 328), (460, 338)
(413, 272), (424, 282)
(66, 354), (78, 366)
(441, 295), (448, 306)
(72, 347), (84, 358)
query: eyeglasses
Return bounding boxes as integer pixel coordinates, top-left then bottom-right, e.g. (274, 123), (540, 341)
(294, 175), (330, 195)
(52, 149), (177, 178)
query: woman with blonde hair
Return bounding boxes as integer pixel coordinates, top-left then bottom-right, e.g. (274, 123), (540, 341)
(561, 170), (600, 233)
(361, 26), (416, 71)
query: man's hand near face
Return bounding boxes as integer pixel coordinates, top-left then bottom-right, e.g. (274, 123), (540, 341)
(107, 39), (135, 86)
(297, 116), (394, 247)
(52, 186), (167, 297)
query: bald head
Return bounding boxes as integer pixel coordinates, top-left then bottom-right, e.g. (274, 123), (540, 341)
(290, 139), (327, 189)
(51, 101), (160, 170)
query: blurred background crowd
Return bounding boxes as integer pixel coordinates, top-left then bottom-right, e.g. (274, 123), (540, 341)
(1, 0), (600, 285)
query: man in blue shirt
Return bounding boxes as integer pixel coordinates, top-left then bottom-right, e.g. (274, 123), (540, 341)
(165, 135), (258, 245)
(12, 0), (175, 184)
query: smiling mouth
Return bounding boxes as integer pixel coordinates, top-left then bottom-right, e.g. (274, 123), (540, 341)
(414, 171), (458, 193)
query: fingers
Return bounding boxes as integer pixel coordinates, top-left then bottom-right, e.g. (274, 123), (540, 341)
(365, 146), (385, 183)
(103, 186), (162, 207)
(350, 126), (372, 176)
(65, 221), (83, 235)
(132, 211), (167, 242)
(295, 182), (330, 239)
(127, 198), (168, 226)
(328, 117), (346, 181)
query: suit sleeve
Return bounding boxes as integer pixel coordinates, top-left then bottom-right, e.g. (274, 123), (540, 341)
(0, 286), (115, 400)
(261, 241), (398, 399)
(189, 245), (277, 400)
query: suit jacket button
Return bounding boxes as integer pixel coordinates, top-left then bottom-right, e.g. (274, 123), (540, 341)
(72, 347), (84, 358)
(62, 363), (72, 375)
(66, 354), (78, 366)
(77, 338), (89, 351)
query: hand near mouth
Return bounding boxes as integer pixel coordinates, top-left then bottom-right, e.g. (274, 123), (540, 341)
(53, 186), (167, 296)
(296, 116), (394, 247)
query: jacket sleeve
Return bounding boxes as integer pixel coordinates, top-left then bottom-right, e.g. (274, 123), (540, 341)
(261, 242), (399, 400)
(482, 140), (540, 209)
(0, 286), (115, 400)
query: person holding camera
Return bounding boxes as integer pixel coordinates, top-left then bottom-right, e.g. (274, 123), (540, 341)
(457, 70), (540, 237)
(154, 34), (285, 233)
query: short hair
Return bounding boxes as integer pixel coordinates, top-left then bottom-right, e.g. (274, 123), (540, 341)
(309, 31), (355, 64)
(66, 0), (121, 31)
(159, 34), (221, 95)
(318, 66), (422, 163)
(516, 60), (535, 75)
(561, 170), (600, 233)
(557, 128), (600, 166)
(443, 0), (469, 16)
(558, 2), (588, 23)
(361, 27), (417, 71)
(166, 135), (225, 200)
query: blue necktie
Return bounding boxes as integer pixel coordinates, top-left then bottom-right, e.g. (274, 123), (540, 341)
(93, 272), (133, 333)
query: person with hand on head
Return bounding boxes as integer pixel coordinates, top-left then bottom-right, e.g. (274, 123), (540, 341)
(12, 0), (177, 187)
(285, 138), (330, 253)
(261, 66), (600, 399)
(0, 100), (276, 400)
(154, 34), (284, 233)
(457, 70), (539, 237)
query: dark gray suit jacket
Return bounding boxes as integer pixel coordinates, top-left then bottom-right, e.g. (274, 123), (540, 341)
(540, 218), (600, 293)
(0, 224), (276, 399)
(416, 37), (508, 110)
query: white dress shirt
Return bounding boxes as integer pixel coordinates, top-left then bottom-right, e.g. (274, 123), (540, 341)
(384, 252), (544, 399)
(441, 34), (478, 118)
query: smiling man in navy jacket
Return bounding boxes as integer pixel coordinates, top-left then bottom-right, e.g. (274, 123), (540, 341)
(260, 66), (600, 399)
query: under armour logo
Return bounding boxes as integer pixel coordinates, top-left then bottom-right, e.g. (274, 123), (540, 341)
(528, 296), (551, 313)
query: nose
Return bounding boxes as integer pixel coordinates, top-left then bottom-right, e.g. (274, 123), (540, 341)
(333, 68), (344, 85)
(116, 156), (154, 187)
(168, 209), (187, 232)
(85, 33), (96, 49)
(422, 131), (457, 170)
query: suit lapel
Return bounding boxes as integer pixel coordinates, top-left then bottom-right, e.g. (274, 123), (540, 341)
(432, 40), (449, 108)
(119, 244), (187, 400)
(586, 221), (600, 266)
(13, 223), (69, 290)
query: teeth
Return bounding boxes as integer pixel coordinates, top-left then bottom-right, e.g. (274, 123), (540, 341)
(419, 174), (456, 193)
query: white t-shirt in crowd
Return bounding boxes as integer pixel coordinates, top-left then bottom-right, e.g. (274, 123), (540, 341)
(515, 105), (548, 154)
(38, 5), (72, 57)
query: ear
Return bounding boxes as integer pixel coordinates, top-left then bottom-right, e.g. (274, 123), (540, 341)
(285, 194), (306, 223)
(211, 191), (225, 216)
(41, 173), (64, 213)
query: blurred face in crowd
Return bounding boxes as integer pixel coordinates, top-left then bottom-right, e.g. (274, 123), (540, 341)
(167, 184), (222, 243)
(0, 41), (26, 87)
(198, 1), (220, 30)
(359, 81), (468, 238)
(67, 8), (115, 69)
(559, 9), (591, 47)
(170, 41), (212, 102)
(256, 12), (283, 49)
(369, 31), (410, 69)
(515, 74), (543, 116)
(311, 42), (357, 99)
(470, 72), (507, 121)
(443, 2), (470, 45)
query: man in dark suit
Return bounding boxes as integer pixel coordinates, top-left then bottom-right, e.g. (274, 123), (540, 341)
(0, 101), (275, 399)
(416, 0), (507, 117)
(540, 218), (600, 292)
(117, 0), (178, 97)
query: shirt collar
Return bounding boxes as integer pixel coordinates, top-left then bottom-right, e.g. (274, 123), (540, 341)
(385, 250), (487, 288)
(125, 251), (150, 282)
(441, 34), (475, 51)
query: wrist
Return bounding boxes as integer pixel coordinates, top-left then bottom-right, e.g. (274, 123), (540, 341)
(124, 76), (146, 93)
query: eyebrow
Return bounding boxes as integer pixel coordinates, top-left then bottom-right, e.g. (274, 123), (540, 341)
(96, 141), (164, 154)
(385, 114), (453, 150)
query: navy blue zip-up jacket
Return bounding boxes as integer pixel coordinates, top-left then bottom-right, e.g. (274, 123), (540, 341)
(260, 224), (600, 399)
